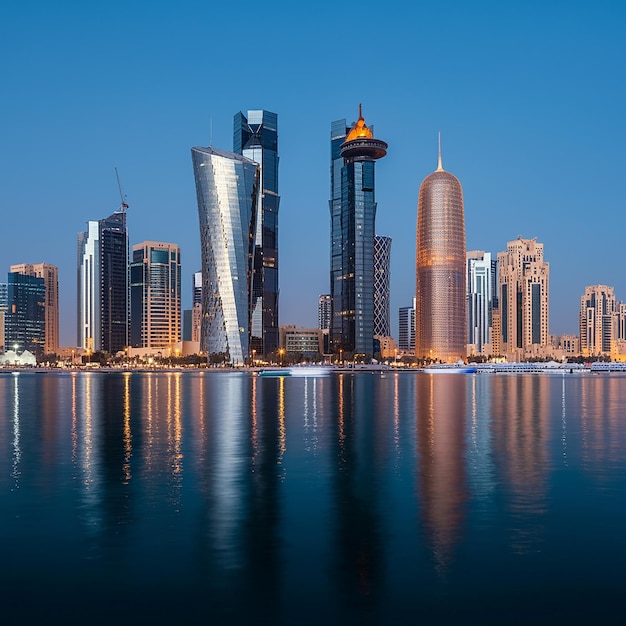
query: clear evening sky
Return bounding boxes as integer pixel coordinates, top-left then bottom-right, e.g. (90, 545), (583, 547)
(2, 0), (624, 346)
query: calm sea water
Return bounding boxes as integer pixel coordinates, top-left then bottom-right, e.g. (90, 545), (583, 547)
(1, 369), (626, 624)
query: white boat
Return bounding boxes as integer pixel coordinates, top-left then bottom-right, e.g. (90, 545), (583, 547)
(423, 361), (477, 374)
(258, 368), (291, 377)
(258, 366), (331, 378)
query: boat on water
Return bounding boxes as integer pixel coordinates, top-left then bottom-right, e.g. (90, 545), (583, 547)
(257, 366), (331, 378)
(258, 369), (291, 377)
(423, 361), (477, 374)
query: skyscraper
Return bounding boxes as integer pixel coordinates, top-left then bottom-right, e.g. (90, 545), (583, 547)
(130, 241), (181, 352)
(318, 294), (332, 331)
(9, 263), (59, 355)
(77, 209), (128, 354)
(330, 106), (387, 355)
(580, 285), (616, 357)
(191, 270), (203, 344)
(398, 303), (415, 352)
(191, 145), (259, 365)
(0, 282), (7, 352)
(373, 235), (392, 337)
(415, 140), (466, 362)
(5, 271), (45, 355)
(497, 236), (549, 360)
(234, 110), (279, 357)
(466, 251), (497, 355)
(193, 270), (202, 305)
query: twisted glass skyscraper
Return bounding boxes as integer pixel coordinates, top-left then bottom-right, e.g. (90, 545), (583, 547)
(191, 146), (259, 365)
(330, 107), (387, 355)
(415, 142), (466, 362)
(234, 110), (279, 357)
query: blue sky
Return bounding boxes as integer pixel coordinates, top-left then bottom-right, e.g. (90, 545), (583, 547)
(2, 0), (625, 345)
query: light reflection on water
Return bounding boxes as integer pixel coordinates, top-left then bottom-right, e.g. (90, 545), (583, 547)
(1, 370), (626, 623)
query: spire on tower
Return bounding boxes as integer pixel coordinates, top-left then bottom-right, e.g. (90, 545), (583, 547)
(437, 132), (443, 171)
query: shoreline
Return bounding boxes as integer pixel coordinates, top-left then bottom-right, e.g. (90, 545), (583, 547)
(1, 362), (624, 375)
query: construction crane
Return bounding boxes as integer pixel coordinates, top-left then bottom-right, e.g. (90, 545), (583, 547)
(114, 166), (129, 213)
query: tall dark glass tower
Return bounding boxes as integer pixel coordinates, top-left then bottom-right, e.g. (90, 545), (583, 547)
(330, 106), (387, 355)
(77, 209), (128, 354)
(234, 110), (279, 357)
(5, 272), (45, 356)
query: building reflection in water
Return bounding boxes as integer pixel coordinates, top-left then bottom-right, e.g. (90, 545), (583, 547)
(5, 370), (626, 622)
(331, 373), (384, 620)
(12, 373), (21, 486)
(415, 374), (468, 573)
(490, 375), (549, 554)
(72, 372), (104, 536)
(241, 375), (284, 621)
(466, 375), (496, 507)
(579, 375), (625, 472)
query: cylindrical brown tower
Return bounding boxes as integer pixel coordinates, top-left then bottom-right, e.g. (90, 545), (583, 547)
(415, 141), (466, 362)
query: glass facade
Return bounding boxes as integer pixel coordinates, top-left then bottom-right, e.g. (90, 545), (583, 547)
(10, 263), (59, 355)
(100, 211), (128, 355)
(234, 110), (279, 357)
(5, 272), (45, 356)
(77, 221), (100, 352)
(318, 294), (331, 331)
(373, 235), (392, 337)
(130, 241), (181, 351)
(192, 146), (259, 366)
(466, 251), (497, 354)
(193, 270), (202, 306)
(77, 210), (128, 354)
(398, 305), (415, 352)
(329, 111), (387, 355)
(0, 282), (6, 352)
(416, 158), (466, 363)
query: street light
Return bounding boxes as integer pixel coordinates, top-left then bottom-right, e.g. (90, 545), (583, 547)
(252, 349), (256, 366)
(279, 348), (285, 366)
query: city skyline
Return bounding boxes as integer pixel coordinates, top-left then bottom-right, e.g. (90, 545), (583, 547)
(2, 2), (626, 345)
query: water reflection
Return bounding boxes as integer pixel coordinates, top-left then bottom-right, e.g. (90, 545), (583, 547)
(331, 374), (384, 621)
(415, 375), (468, 573)
(12, 373), (21, 486)
(2, 371), (626, 622)
(491, 376), (549, 554)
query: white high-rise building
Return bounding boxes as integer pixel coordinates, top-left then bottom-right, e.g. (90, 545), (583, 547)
(466, 251), (497, 355)
(318, 294), (331, 331)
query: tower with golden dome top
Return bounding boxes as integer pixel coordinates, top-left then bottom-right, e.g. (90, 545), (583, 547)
(415, 136), (466, 363)
(329, 106), (388, 355)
